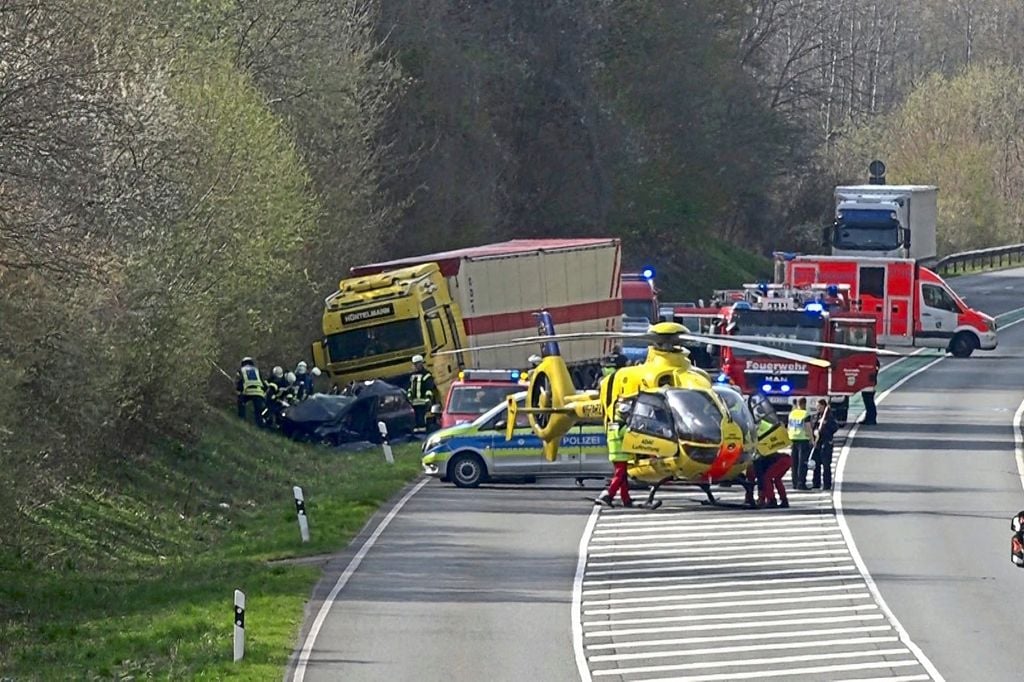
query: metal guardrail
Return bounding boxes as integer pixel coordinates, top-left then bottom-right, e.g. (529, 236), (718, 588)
(926, 243), (1024, 276)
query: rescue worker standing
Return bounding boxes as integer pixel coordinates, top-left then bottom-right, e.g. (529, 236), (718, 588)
(811, 399), (839, 490)
(294, 361), (313, 401)
(235, 357), (267, 426)
(862, 356), (879, 425)
(408, 354), (437, 431)
(788, 397), (812, 490)
(594, 402), (637, 508)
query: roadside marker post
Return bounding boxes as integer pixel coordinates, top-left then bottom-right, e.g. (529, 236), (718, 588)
(378, 421), (394, 464)
(293, 486), (310, 543)
(233, 589), (245, 662)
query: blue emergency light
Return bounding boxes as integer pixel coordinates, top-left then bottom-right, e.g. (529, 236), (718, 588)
(761, 382), (772, 393)
(510, 370), (521, 380)
(642, 267), (655, 280)
(804, 302), (824, 313)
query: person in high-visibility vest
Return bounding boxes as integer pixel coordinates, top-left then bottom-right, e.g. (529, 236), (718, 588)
(235, 357), (267, 427)
(407, 354), (437, 432)
(593, 401), (638, 508)
(788, 397), (812, 489)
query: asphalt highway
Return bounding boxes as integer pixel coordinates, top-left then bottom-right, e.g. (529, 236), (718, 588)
(288, 267), (1024, 682)
(843, 266), (1024, 682)
(289, 481), (593, 681)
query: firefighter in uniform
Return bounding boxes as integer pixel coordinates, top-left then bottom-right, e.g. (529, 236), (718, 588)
(594, 401), (635, 508)
(861, 356), (879, 425)
(408, 354), (437, 432)
(235, 357), (267, 426)
(788, 397), (812, 489)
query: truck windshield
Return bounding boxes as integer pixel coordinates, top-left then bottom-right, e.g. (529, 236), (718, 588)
(835, 210), (900, 251)
(326, 318), (424, 363)
(448, 385), (520, 415)
(623, 299), (656, 322)
(730, 310), (824, 358)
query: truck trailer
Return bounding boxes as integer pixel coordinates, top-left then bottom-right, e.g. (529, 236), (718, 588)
(312, 239), (623, 396)
(828, 185), (938, 261)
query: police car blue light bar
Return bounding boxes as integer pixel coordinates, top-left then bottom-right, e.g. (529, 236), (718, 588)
(461, 369), (522, 383)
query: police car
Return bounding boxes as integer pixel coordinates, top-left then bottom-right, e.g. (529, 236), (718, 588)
(423, 392), (610, 487)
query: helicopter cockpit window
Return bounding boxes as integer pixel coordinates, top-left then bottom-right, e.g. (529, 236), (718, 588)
(666, 389), (724, 445)
(712, 385), (756, 442)
(628, 394), (675, 440)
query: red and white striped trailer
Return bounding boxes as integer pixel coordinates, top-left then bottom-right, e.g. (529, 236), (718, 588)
(318, 239), (623, 394)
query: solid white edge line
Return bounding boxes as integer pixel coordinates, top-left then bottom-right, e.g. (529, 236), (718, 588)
(834, 354), (947, 682)
(573, 505), (600, 682)
(1014, 368), (1024, 493)
(292, 477), (429, 682)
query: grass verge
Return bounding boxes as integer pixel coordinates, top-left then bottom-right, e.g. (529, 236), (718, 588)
(0, 412), (423, 680)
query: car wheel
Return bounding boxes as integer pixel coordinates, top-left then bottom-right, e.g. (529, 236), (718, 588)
(449, 453), (486, 488)
(949, 332), (977, 358)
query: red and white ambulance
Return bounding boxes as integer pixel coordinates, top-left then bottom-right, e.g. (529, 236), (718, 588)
(780, 254), (997, 357)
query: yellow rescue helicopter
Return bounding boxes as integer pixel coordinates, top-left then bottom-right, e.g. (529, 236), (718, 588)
(441, 310), (870, 509)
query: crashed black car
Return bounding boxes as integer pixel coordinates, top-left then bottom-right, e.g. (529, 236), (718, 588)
(280, 381), (415, 445)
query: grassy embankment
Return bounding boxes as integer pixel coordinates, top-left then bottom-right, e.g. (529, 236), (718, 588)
(0, 414), (423, 680)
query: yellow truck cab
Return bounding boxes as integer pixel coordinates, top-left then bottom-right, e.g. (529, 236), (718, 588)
(312, 263), (466, 394)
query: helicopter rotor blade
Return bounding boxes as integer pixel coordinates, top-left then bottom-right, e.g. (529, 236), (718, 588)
(708, 334), (903, 356)
(675, 332), (831, 368)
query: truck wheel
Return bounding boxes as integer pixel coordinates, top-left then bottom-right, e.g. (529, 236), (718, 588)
(949, 332), (977, 358)
(449, 453), (487, 488)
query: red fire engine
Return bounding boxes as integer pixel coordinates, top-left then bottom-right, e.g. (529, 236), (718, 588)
(690, 283), (879, 423)
(780, 254), (997, 357)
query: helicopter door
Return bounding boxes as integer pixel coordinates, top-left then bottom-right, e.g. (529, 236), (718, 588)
(624, 394), (679, 459)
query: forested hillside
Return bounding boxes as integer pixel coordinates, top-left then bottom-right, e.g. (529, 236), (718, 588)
(4, 0), (1024, 558)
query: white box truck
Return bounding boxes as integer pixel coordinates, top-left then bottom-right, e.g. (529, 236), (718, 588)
(828, 185), (938, 261)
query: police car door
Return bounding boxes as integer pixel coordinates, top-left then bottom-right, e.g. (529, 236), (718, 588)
(549, 425), (586, 475)
(487, 398), (540, 475)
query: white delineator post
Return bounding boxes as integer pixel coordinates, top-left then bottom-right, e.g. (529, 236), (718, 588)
(378, 421), (394, 464)
(233, 589), (245, 662)
(293, 486), (310, 543)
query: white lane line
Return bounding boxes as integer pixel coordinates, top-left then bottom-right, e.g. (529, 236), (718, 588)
(633, 660), (924, 682)
(589, 547), (849, 568)
(595, 511), (834, 528)
(291, 478), (428, 682)
(582, 604), (881, 633)
(591, 519), (841, 537)
(595, 506), (833, 522)
(590, 635), (899, 663)
(835, 671), (933, 675)
(573, 505), (599, 682)
(582, 572), (858, 598)
(1013, 395), (1024, 492)
(589, 533), (846, 552)
(586, 555), (855, 576)
(585, 614), (888, 643)
(583, 583), (862, 608)
(835, 353), (948, 682)
(583, 565), (857, 587)
(591, 524), (841, 542)
(583, 591), (871, 616)
(590, 648), (911, 676)
(589, 539), (847, 559)
(586, 619), (888, 648)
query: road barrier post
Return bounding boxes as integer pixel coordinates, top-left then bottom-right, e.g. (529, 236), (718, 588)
(378, 421), (394, 464)
(233, 589), (245, 662)
(293, 486), (310, 543)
